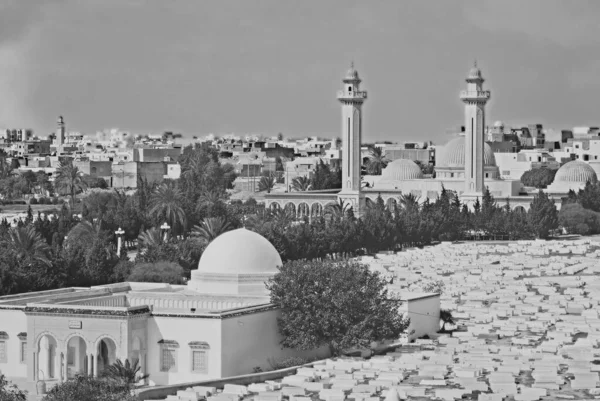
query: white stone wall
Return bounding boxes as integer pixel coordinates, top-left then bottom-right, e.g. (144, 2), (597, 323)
(402, 295), (441, 342)
(147, 316), (222, 386)
(220, 308), (327, 377)
(0, 309), (28, 379)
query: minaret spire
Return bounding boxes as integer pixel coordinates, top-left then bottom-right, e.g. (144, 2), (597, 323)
(337, 64), (367, 216)
(460, 63), (491, 197)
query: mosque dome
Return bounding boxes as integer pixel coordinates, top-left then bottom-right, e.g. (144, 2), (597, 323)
(554, 161), (597, 183)
(196, 228), (282, 275)
(494, 121), (504, 128)
(381, 159), (424, 180)
(436, 136), (496, 168)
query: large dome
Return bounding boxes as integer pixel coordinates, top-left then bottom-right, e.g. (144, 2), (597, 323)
(381, 159), (424, 180)
(436, 136), (496, 168)
(555, 161), (598, 183)
(197, 228), (282, 275)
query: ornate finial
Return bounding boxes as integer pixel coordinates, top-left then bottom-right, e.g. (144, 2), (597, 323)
(350, 60), (354, 70)
(474, 59), (478, 68)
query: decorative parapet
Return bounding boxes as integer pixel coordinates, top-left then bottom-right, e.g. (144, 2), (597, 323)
(24, 303), (150, 317)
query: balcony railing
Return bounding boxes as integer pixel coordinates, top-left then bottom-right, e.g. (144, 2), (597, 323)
(337, 90), (368, 100)
(460, 90), (491, 99)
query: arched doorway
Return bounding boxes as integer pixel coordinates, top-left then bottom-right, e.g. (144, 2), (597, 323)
(514, 205), (526, 214)
(37, 334), (58, 381)
(284, 203), (296, 217)
(66, 336), (87, 379)
(96, 338), (117, 377)
(297, 203), (310, 219)
(311, 202), (323, 218)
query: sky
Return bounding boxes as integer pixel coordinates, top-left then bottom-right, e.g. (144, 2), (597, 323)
(1, 1), (599, 144)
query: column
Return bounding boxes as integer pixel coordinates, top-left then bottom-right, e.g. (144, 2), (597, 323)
(87, 354), (92, 376)
(33, 352), (37, 381)
(57, 352), (64, 383)
(93, 351), (99, 377)
(55, 348), (62, 382)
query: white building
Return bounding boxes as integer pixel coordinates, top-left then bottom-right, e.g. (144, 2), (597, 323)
(0, 228), (440, 390)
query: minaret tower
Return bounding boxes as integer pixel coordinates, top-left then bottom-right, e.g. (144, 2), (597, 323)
(56, 116), (65, 146)
(337, 63), (367, 216)
(460, 62), (490, 196)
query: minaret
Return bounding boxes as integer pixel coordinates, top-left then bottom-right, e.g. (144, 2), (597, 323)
(337, 63), (367, 216)
(460, 62), (490, 196)
(56, 116), (65, 146)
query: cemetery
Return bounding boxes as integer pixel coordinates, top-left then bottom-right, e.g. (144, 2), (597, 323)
(144, 237), (600, 401)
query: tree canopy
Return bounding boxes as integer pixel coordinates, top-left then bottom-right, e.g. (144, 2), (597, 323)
(521, 168), (557, 189)
(267, 259), (409, 356)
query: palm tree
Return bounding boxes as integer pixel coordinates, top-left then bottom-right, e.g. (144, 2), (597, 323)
(149, 183), (187, 232)
(324, 199), (352, 220)
(191, 217), (232, 244)
(196, 190), (227, 216)
(292, 176), (311, 192)
(243, 209), (272, 230)
(6, 226), (51, 265)
(102, 358), (149, 385)
(365, 146), (389, 175)
(54, 161), (88, 205)
(66, 220), (103, 246)
(258, 176), (276, 193)
(137, 227), (163, 249)
(291, 176), (311, 192)
(271, 208), (294, 226)
(399, 193), (420, 211)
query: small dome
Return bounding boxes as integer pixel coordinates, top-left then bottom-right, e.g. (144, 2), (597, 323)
(436, 136), (496, 168)
(196, 228), (282, 274)
(494, 121), (504, 128)
(555, 161), (597, 183)
(381, 159), (424, 180)
(468, 66), (482, 79)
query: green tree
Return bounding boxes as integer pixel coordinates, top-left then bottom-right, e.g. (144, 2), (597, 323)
(365, 146), (388, 175)
(101, 358), (149, 384)
(577, 180), (600, 212)
(5, 226), (51, 266)
(191, 217), (232, 245)
(520, 168), (557, 189)
(362, 195), (396, 253)
(310, 160), (341, 190)
(291, 176), (311, 191)
(149, 182), (187, 233)
(258, 176), (276, 193)
(42, 375), (137, 401)
(54, 161), (88, 205)
(127, 262), (185, 284)
(527, 189), (559, 239)
(267, 259), (409, 356)
(559, 203), (600, 235)
(0, 374), (27, 401)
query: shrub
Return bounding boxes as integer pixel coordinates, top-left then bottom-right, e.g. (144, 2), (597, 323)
(127, 262), (185, 284)
(559, 203), (600, 235)
(29, 198), (38, 205)
(41, 375), (136, 401)
(268, 356), (314, 370)
(51, 197), (59, 205)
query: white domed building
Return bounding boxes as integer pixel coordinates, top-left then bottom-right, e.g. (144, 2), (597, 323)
(0, 228), (327, 389)
(364, 133), (520, 201)
(547, 160), (598, 193)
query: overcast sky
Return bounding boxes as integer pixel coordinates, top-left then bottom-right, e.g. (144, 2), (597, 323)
(1, 1), (599, 143)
